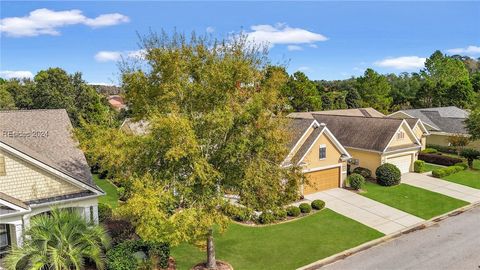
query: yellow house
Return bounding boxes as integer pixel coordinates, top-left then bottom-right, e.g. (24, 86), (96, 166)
(283, 118), (352, 195)
(0, 109), (104, 254)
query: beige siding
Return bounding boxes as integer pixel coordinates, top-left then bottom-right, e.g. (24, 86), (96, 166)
(0, 150), (83, 202)
(426, 134), (450, 146)
(287, 127), (314, 161)
(347, 148), (382, 174)
(302, 133), (342, 170)
(388, 124), (417, 147)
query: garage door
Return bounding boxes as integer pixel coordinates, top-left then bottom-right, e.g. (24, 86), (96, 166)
(304, 167), (340, 195)
(386, 155), (412, 174)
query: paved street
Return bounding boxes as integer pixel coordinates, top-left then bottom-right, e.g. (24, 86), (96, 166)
(321, 205), (480, 270)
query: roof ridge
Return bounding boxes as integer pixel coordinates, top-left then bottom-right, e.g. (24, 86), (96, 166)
(312, 113), (402, 121)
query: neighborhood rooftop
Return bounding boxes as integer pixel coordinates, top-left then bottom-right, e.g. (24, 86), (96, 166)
(397, 106), (469, 133)
(288, 108), (385, 119)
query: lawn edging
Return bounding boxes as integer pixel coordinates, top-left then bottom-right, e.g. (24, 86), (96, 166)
(297, 201), (480, 270)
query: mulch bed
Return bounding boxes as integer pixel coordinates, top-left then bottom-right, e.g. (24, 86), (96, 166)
(191, 260), (233, 270)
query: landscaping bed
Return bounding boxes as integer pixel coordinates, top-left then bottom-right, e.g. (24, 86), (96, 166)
(360, 181), (468, 220)
(172, 209), (383, 270)
(442, 160), (480, 189)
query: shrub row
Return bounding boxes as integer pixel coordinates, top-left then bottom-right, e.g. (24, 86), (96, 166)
(418, 153), (463, 166)
(426, 144), (457, 154)
(421, 148), (438, 154)
(432, 164), (466, 178)
(257, 200), (325, 224)
(221, 203), (254, 222)
(106, 240), (170, 270)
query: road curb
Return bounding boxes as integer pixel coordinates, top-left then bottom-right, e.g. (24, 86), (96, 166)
(297, 201), (480, 270)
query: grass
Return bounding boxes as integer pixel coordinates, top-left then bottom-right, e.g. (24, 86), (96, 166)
(93, 174), (119, 208)
(422, 163), (443, 172)
(442, 160), (480, 189)
(361, 182), (468, 220)
(171, 209), (383, 270)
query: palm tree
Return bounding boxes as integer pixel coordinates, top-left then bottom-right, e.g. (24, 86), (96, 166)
(4, 208), (111, 270)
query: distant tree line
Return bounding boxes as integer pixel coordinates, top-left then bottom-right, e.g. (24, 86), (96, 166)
(276, 50), (480, 114)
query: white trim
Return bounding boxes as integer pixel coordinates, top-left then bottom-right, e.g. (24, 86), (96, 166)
(302, 163), (341, 173)
(0, 142), (103, 195)
(414, 120), (430, 136)
(282, 119), (318, 164)
(382, 120), (421, 153)
(0, 199), (29, 212)
(384, 145), (421, 154)
(29, 193), (102, 208)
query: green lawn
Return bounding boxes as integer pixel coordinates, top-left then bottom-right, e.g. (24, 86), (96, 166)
(172, 209), (383, 270)
(93, 174), (119, 208)
(423, 163), (443, 172)
(361, 182), (468, 220)
(442, 160), (480, 189)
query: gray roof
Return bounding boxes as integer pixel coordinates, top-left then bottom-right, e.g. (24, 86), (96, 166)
(288, 108), (385, 119)
(291, 126), (324, 163)
(399, 106), (469, 133)
(309, 114), (406, 152)
(0, 109), (98, 191)
(285, 118), (315, 150)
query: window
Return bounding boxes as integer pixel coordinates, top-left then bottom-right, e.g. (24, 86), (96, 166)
(0, 224), (9, 253)
(319, 144), (327, 159)
(397, 131), (405, 140)
(0, 156), (5, 176)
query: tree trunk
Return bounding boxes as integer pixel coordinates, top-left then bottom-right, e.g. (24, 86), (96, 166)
(206, 228), (217, 269)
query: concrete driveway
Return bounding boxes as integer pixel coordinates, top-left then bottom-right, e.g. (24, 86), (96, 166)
(303, 188), (424, 234)
(402, 172), (480, 203)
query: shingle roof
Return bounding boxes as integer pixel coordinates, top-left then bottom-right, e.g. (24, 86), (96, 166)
(308, 114), (405, 152)
(285, 118), (315, 150)
(288, 108), (385, 119)
(0, 109), (98, 190)
(404, 118), (419, 129)
(291, 126), (324, 163)
(399, 106), (469, 133)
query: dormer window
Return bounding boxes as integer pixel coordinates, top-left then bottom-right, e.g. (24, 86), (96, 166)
(397, 131), (405, 140)
(319, 144), (327, 160)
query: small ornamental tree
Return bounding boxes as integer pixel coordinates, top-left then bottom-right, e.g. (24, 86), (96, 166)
(460, 148), (480, 169)
(447, 134), (470, 155)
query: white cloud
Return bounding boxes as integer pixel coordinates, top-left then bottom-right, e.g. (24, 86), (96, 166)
(309, 44), (318, 48)
(374, 56), (426, 70)
(297, 66), (310, 71)
(246, 23), (328, 47)
(94, 51), (122, 62)
(0, 8), (129, 37)
(94, 49), (145, 62)
(446, 45), (480, 55)
(0, 70), (33, 79)
(287, 45), (303, 51)
(206, 26), (215, 33)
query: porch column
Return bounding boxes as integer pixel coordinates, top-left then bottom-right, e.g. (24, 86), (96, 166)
(13, 222), (23, 247)
(91, 205), (99, 225)
(83, 206), (92, 223)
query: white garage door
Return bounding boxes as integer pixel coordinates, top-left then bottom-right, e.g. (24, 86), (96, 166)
(386, 155), (412, 174)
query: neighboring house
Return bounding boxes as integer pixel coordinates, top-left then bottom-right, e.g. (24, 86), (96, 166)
(0, 109), (103, 254)
(289, 112), (422, 177)
(283, 118), (351, 195)
(289, 107), (386, 119)
(120, 118), (150, 135)
(388, 106), (474, 147)
(107, 95), (127, 111)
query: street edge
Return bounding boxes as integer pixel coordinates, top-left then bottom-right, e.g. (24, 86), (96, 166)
(297, 201), (480, 270)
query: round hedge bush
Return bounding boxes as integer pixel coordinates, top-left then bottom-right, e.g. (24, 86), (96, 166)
(258, 212), (276, 224)
(413, 160), (425, 173)
(286, 206), (301, 217)
(299, 203), (312, 213)
(311, 200), (325, 210)
(376, 163), (401, 186)
(352, 167), (372, 179)
(347, 173), (365, 190)
(273, 208), (287, 220)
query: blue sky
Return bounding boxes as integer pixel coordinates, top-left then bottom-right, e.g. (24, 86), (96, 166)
(1, 1), (479, 85)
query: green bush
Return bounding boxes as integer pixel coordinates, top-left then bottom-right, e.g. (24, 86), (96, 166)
(426, 144), (457, 154)
(352, 167), (372, 178)
(432, 165), (464, 178)
(299, 203), (312, 213)
(98, 202), (112, 222)
(258, 211), (276, 224)
(414, 160), (425, 173)
(460, 148), (480, 169)
(286, 206), (301, 217)
(376, 163), (401, 186)
(106, 240), (169, 270)
(421, 148), (438, 154)
(311, 200), (325, 210)
(432, 168), (446, 178)
(117, 187), (126, 201)
(347, 173), (365, 190)
(455, 163), (468, 170)
(222, 203), (253, 222)
(272, 208), (287, 220)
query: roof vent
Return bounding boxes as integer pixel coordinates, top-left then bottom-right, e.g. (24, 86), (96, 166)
(320, 122), (326, 127)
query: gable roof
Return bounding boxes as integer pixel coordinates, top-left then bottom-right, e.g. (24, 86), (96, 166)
(307, 114), (412, 152)
(0, 109), (101, 193)
(285, 118), (316, 150)
(393, 106), (469, 134)
(288, 108), (385, 119)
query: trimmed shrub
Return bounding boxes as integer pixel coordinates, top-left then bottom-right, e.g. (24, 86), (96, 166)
(106, 240), (170, 270)
(460, 148), (480, 169)
(421, 148), (438, 154)
(299, 203), (312, 213)
(286, 206), (301, 217)
(432, 165), (464, 178)
(352, 167), (372, 179)
(272, 208), (287, 220)
(455, 163), (468, 170)
(98, 202), (113, 222)
(222, 203), (253, 222)
(311, 200), (325, 210)
(347, 173), (365, 190)
(376, 163), (401, 186)
(258, 211), (276, 224)
(426, 144), (457, 154)
(418, 153), (463, 166)
(414, 160), (425, 173)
